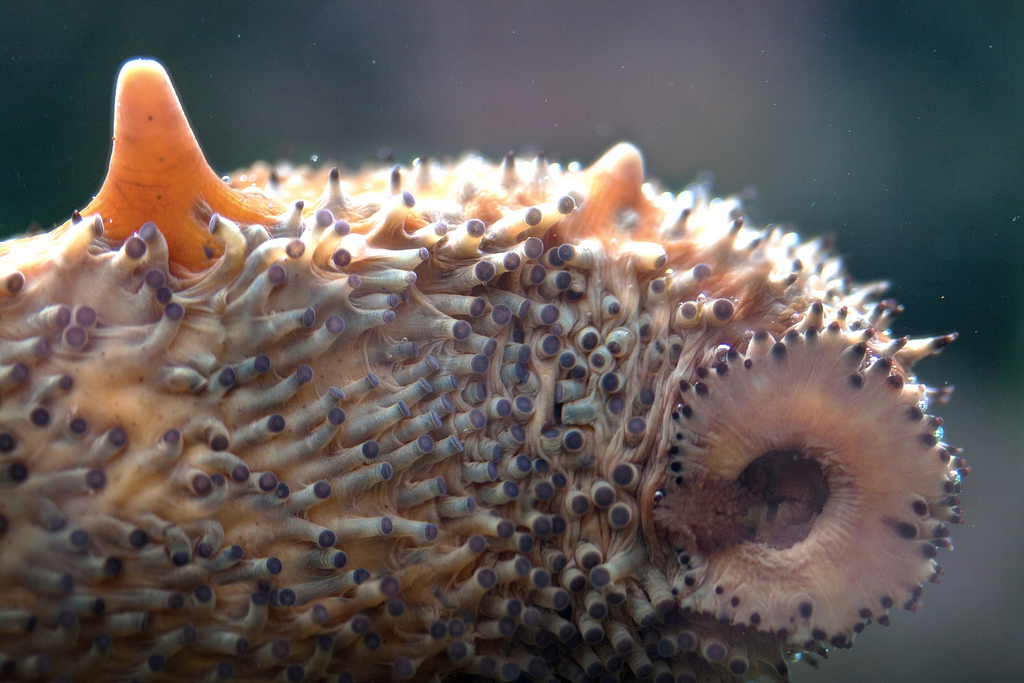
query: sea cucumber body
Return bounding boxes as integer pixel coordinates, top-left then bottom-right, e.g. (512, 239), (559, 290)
(0, 60), (963, 682)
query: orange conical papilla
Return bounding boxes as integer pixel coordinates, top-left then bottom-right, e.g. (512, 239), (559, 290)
(72, 59), (283, 271)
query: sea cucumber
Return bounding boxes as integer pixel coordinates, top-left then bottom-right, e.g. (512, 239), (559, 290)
(0, 58), (965, 682)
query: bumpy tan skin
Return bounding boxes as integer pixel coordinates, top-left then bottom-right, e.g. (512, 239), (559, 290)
(0, 60), (965, 682)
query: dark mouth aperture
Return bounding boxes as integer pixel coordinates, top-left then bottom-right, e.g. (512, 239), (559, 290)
(737, 449), (829, 550)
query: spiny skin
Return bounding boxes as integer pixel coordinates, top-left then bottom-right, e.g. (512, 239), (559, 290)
(0, 59), (965, 682)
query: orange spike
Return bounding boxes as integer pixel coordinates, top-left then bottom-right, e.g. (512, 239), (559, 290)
(564, 142), (659, 243)
(77, 59), (283, 270)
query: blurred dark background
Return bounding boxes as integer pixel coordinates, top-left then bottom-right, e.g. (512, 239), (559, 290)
(1, 2), (1021, 681)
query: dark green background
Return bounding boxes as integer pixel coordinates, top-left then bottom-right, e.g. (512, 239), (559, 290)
(1, 2), (1021, 682)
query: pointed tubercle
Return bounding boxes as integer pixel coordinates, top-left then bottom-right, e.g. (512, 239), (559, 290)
(77, 59), (282, 270)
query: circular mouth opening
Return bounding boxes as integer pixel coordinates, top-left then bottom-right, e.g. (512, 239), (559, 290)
(736, 449), (829, 549)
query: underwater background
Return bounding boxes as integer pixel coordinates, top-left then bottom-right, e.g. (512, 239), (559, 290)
(0, 2), (1020, 681)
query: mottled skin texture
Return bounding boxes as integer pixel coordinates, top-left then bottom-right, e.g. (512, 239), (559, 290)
(0, 60), (965, 682)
